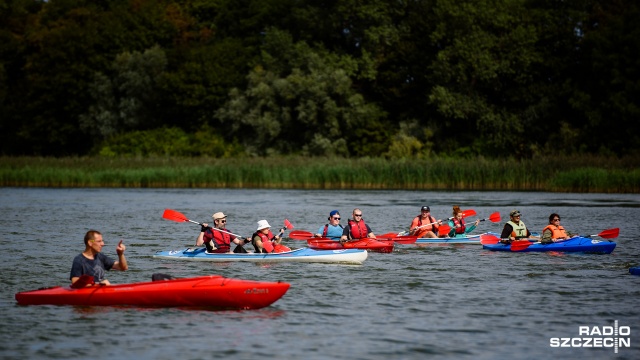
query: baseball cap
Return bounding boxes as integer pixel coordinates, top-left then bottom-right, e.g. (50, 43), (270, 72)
(212, 212), (227, 220)
(421, 206), (430, 212)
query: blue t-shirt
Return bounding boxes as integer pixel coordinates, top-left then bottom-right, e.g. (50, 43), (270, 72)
(70, 253), (115, 283)
(317, 224), (344, 240)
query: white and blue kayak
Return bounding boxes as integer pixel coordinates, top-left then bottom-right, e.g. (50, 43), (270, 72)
(153, 247), (368, 265)
(416, 234), (482, 244)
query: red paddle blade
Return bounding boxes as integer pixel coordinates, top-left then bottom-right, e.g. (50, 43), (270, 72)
(438, 224), (451, 236)
(284, 219), (294, 229)
(510, 240), (532, 252)
(262, 239), (274, 253)
(462, 209), (477, 218)
(488, 212), (501, 223)
(480, 234), (500, 245)
(163, 209), (188, 222)
(289, 230), (314, 240)
(378, 232), (400, 239)
(273, 244), (291, 253)
(597, 228), (619, 239)
(392, 236), (417, 244)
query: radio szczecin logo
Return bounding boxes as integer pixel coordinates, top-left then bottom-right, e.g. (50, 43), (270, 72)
(550, 320), (631, 353)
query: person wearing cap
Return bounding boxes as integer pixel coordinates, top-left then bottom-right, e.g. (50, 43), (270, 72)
(251, 220), (283, 253)
(500, 210), (535, 242)
(314, 210), (344, 240)
(196, 212), (248, 253)
(340, 208), (375, 245)
(447, 205), (480, 238)
(540, 213), (576, 244)
(408, 206), (442, 238)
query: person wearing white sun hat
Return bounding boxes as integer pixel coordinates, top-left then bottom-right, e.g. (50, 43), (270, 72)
(251, 220), (283, 253)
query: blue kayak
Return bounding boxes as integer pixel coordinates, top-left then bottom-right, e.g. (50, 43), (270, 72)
(630, 267), (640, 275)
(153, 247), (368, 265)
(482, 236), (616, 254)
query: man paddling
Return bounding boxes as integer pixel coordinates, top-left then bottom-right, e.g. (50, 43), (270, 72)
(500, 210), (538, 243)
(314, 210), (344, 240)
(70, 230), (128, 286)
(197, 212), (249, 253)
(340, 208), (375, 245)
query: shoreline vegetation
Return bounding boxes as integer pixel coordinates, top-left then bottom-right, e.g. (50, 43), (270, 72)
(1, 156), (638, 193)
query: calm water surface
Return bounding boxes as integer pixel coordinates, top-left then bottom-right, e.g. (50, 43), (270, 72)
(0, 188), (639, 360)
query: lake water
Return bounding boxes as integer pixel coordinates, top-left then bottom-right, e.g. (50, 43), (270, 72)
(0, 188), (639, 360)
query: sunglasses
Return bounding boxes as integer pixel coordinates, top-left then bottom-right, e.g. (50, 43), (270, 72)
(354, 214), (362, 217)
(218, 219), (226, 223)
(332, 217), (341, 220)
(553, 218), (560, 221)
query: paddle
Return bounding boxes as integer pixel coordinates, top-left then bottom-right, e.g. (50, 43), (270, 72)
(162, 209), (248, 240)
(510, 228), (620, 252)
(480, 234), (502, 245)
(478, 212), (501, 223)
(70, 274), (95, 289)
(289, 230), (316, 240)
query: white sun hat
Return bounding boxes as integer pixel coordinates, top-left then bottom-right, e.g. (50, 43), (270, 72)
(256, 220), (271, 231)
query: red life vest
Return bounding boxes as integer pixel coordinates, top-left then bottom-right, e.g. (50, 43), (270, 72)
(347, 219), (369, 239)
(452, 218), (466, 234)
(252, 230), (275, 252)
(204, 228), (232, 252)
(542, 224), (568, 239)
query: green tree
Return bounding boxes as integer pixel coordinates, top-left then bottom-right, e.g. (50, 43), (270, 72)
(216, 28), (388, 156)
(79, 45), (168, 138)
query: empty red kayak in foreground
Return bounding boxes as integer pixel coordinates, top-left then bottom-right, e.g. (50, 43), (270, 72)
(307, 238), (394, 253)
(15, 275), (290, 310)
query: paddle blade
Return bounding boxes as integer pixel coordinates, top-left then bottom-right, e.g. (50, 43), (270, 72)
(597, 228), (619, 239)
(273, 244), (291, 253)
(488, 212), (501, 223)
(162, 209), (189, 222)
(392, 236), (418, 244)
(510, 240), (532, 252)
(378, 232), (400, 239)
(480, 234), (501, 245)
(289, 230), (314, 240)
(462, 209), (477, 218)
(262, 239), (274, 253)
(438, 224), (451, 236)
(284, 219), (294, 229)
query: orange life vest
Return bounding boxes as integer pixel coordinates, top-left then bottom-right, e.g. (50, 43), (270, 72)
(542, 224), (568, 239)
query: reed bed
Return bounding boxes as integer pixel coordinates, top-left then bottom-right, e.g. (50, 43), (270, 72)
(1, 156), (638, 193)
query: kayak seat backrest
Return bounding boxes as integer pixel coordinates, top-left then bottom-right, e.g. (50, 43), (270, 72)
(151, 273), (174, 281)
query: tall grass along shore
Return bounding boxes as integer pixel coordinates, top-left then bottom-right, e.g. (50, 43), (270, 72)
(1, 156), (638, 193)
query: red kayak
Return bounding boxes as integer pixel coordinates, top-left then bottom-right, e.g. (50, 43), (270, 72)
(15, 275), (290, 310)
(307, 238), (394, 253)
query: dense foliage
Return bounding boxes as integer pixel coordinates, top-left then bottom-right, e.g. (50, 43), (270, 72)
(1, 0), (638, 158)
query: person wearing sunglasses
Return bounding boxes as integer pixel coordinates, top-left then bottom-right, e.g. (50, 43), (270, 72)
(500, 210), (539, 243)
(408, 205), (442, 238)
(540, 213), (577, 244)
(340, 208), (375, 245)
(196, 212), (248, 253)
(315, 210), (344, 240)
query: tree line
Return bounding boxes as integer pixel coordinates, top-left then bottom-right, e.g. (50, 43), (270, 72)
(1, 0), (638, 159)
